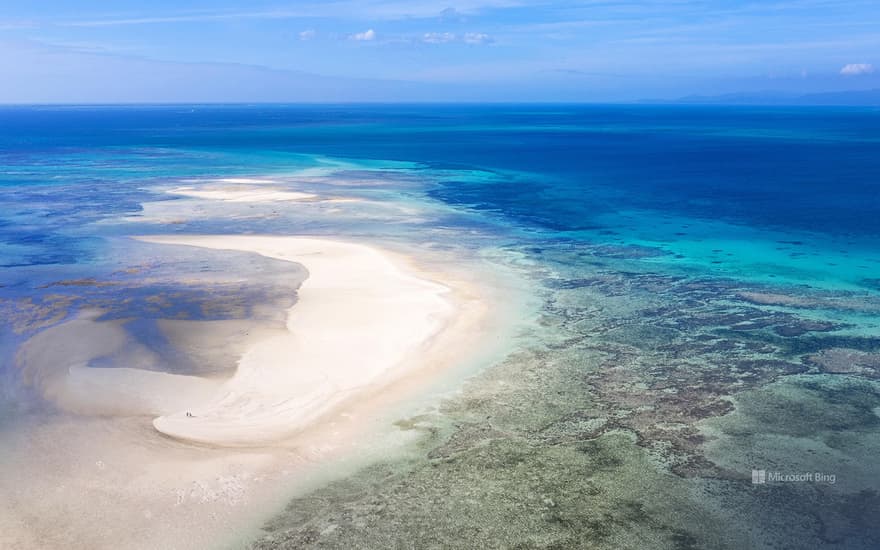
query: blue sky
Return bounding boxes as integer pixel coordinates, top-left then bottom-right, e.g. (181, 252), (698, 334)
(1, 0), (879, 102)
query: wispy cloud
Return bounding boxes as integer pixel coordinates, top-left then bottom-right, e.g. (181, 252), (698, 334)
(0, 20), (37, 30)
(463, 32), (494, 45)
(59, 11), (286, 27)
(419, 32), (494, 45)
(840, 63), (875, 76)
(423, 32), (456, 44)
(299, 29), (317, 41)
(439, 7), (465, 23)
(51, 1), (521, 28)
(351, 29), (376, 41)
(337, 0), (522, 19)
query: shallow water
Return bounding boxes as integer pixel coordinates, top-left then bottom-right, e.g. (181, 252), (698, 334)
(1, 105), (880, 549)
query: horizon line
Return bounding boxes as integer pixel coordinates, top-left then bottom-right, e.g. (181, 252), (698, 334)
(0, 100), (878, 108)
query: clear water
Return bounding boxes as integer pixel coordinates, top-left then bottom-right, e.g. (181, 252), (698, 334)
(2, 104), (880, 549)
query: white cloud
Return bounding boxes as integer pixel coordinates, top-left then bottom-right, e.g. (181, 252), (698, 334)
(351, 29), (376, 41)
(463, 32), (493, 45)
(423, 32), (455, 44)
(299, 29), (316, 41)
(419, 31), (494, 45)
(840, 63), (875, 76)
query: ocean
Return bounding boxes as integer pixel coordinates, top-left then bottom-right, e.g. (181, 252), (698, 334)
(2, 104), (879, 549)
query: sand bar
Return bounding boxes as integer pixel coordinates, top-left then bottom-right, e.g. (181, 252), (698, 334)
(136, 235), (455, 446)
(167, 186), (318, 202)
(5, 235), (504, 550)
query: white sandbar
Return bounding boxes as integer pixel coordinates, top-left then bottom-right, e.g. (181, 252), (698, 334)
(136, 235), (454, 447)
(167, 187), (317, 202)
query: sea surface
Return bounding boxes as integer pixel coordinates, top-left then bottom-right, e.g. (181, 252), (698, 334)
(2, 104), (880, 549)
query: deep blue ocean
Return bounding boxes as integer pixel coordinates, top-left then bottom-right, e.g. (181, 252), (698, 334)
(2, 105), (880, 549)
(1, 104), (879, 289)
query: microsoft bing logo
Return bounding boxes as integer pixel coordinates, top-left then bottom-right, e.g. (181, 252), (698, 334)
(749, 469), (836, 485)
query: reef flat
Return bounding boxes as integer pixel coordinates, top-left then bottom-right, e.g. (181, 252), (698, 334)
(253, 240), (880, 550)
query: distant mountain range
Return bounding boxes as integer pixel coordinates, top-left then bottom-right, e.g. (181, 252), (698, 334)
(650, 89), (880, 106)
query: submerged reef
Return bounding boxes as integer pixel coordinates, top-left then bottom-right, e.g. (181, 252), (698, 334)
(253, 241), (880, 550)
(0, 243), (303, 335)
(0, 243), (304, 414)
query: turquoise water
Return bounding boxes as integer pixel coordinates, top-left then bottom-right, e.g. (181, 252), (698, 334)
(4, 105), (878, 286)
(2, 104), (880, 548)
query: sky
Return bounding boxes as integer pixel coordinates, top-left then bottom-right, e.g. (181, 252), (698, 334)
(1, 0), (879, 102)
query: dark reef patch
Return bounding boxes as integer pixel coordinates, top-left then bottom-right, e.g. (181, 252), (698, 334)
(807, 348), (880, 378)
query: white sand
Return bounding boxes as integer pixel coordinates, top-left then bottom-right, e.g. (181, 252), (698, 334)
(178, 177), (282, 184)
(20, 236), (456, 447)
(167, 186), (317, 202)
(212, 178), (282, 184)
(136, 235), (454, 446)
